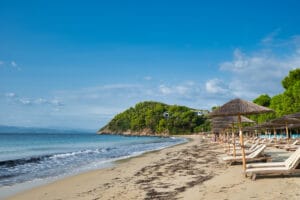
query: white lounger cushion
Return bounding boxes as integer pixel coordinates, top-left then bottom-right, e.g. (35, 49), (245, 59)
(246, 166), (289, 174)
(246, 147), (300, 169)
(223, 144), (266, 162)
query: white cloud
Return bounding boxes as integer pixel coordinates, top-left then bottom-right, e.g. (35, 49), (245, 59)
(54, 84), (146, 103)
(205, 79), (227, 94)
(19, 98), (31, 105)
(175, 85), (189, 95)
(34, 98), (48, 104)
(11, 61), (21, 70)
(144, 76), (152, 81)
(261, 29), (281, 45)
(159, 85), (173, 95)
(220, 49), (249, 72)
(0, 60), (21, 70)
(5, 92), (16, 98)
(50, 99), (64, 106)
(4, 92), (64, 108)
(11, 61), (17, 67)
(99, 84), (141, 90)
(158, 83), (197, 97)
(217, 35), (300, 100)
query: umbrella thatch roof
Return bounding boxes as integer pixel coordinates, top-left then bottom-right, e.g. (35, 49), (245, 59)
(243, 126), (258, 132)
(257, 122), (284, 129)
(288, 123), (300, 129)
(211, 127), (226, 133)
(212, 123), (231, 129)
(284, 112), (300, 119)
(211, 116), (254, 124)
(209, 98), (273, 117)
(211, 121), (232, 132)
(270, 116), (300, 125)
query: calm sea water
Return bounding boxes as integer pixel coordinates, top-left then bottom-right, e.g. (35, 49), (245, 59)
(260, 133), (300, 139)
(0, 133), (186, 189)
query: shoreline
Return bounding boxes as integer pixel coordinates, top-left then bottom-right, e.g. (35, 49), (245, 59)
(7, 135), (300, 200)
(115, 136), (191, 164)
(7, 135), (210, 200)
(3, 135), (190, 200)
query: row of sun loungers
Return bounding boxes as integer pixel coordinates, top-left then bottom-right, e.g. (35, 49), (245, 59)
(274, 140), (299, 151)
(223, 144), (271, 165)
(220, 137), (300, 180)
(227, 142), (260, 156)
(245, 147), (300, 180)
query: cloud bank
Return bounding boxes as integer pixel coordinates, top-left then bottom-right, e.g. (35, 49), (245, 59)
(1, 32), (299, 129)
(207, 33), (300, 102)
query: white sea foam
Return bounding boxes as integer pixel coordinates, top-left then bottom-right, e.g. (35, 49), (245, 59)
(0, 133), (186, 199)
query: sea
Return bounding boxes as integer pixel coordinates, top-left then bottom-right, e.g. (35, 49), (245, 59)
(0, 132), (186, 198)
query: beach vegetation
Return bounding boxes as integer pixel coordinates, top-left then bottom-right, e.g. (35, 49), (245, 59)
(100, 101), (210, 135)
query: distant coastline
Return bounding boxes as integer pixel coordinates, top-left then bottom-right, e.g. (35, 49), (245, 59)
(98, 128), (169, 137)
(0, 125), (94, 134)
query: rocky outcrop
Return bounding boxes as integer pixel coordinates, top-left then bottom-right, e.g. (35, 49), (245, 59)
(98, 128), (169, 137)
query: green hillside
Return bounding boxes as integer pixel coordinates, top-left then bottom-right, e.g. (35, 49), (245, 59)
(99, 101), (210, 135)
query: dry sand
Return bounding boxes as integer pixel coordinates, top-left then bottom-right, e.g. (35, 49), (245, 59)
(7, 135), (300, 200)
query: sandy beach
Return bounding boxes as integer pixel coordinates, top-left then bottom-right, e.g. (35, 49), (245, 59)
(7, 135), (300, 200)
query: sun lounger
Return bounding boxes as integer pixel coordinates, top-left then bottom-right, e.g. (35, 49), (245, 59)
(246, 147), (300, 169)
(223, 144), (269, 165)
(228, 141), (258, 151)
(245, 147), (300, 180)
(283, 140), (299, 151)
(264, 139), (276, 147)
(227, 142), (260, 156)
(285, 145), (300, 151)
(274, 140), (298, 149)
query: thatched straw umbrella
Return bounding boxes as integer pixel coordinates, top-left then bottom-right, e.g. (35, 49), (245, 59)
(211, 116), (254, 157)
(212, 123), (230, 147)
(211, 125), (229, 143)
(288, 123), (300, 136)
(270, 116), (300, 140)
(257, 122), (285, 142)
(211, 116), (255, 123)
(244, 124), (261, 138)
(209, 98), (273, 171)
(284, 112), (300, 119)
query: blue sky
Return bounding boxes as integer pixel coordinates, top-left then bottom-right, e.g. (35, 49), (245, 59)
(1, 0), (300, 130)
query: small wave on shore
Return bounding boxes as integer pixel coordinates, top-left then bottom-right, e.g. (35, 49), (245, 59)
(0, 133), (186, 189)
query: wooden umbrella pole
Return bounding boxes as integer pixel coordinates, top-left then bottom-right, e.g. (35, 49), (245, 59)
(238, 114), (247, 172)
(285, 122), (289, 144)
(232, 124), (236, 157)
(227, 131), (231, 153)
(264, 130), (267, 140)
(274, 127), (277, 144)
(223, 131), (226, 145)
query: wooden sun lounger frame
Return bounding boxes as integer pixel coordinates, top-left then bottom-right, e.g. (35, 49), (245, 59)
(274, 140), (299, 149)
(223, 145), (271, 165)
(245, 147), (300, 180)
(227, 143), (260, 156)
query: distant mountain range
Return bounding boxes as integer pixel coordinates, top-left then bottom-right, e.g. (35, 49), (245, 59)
(0, 125), (95, 134)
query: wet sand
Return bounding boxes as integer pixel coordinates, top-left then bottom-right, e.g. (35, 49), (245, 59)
(7, 135), (300, 200)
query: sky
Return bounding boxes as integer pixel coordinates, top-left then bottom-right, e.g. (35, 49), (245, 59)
(1, 0), (300, 130)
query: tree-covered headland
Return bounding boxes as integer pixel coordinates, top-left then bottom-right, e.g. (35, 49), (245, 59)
(99, 101), (210, 135)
